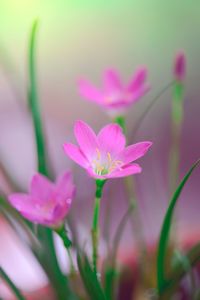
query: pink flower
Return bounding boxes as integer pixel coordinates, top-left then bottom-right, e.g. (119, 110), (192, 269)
(174, 51), (186, 82)
(8, 172), (75, 228)
(63, 120), (152, 179)
(78, 68), (150, 116)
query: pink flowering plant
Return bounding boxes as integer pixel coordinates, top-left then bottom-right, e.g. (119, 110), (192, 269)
(64, 120), (152, 274)
(0, 20), (200, 300)
(8, 172), (75, 228)
(79, 67), (150, 117)
(63, 121), (152, 179)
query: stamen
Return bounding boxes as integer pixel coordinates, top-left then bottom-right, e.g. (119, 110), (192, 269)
(92, 149), (123, 175)
(96, 148), (101, 160)
(107, 152), (112, 163)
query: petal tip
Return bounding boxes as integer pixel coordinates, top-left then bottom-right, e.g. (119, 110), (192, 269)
(74, 120), (89, 132)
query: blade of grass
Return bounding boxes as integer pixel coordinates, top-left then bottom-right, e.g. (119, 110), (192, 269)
(157, 159), (200, 295)
(28, 19), (48, 176)
(0, 267), (26, 300)
(172, 250), (196, 296)
(77, 253), (107, 300)
(160, 242), (200, 298)
(27, 19), (74, 299)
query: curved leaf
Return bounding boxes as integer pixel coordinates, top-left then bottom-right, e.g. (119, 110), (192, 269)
(27, 20), (76, 300)
(157, 159), (200, 294)
(77, 253), (107, 300)
(0, 267), (26, 300)
(160, 242), (200, 297)
(28, 19), (48, 176)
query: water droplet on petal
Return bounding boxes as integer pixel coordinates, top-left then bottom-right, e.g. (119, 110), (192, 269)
(66, 198), (72, 205)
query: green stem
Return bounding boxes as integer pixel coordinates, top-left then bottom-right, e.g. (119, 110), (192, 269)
(0, 267), (26, 300)
(169, 81), (184, 194)
(55, 226), (75, 274)
(131, 81), (174, 138)
(114, 115), (126, 134)
(92, 180), (106, 274)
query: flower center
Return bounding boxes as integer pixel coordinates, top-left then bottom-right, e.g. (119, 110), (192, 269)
(92, 148), (123, 175)
(104, 91), (121, 104)
(35, 202), (54, 217)
(104, 91), (130, 104)
(105, 96), (114, 104)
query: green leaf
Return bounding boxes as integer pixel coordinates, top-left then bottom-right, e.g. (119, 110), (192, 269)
(27, 19), (76, 300)
(157, 159), (200, 295)
(28, 19), (48, 176)
(160, 242), (200, 297)
(0, 267), (26, 300)
(77, 253), (107, 300)
(104, 267), (117, 300)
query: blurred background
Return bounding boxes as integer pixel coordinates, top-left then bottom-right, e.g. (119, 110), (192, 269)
(0, 0), (200, 298)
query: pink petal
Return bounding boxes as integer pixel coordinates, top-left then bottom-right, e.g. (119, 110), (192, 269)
(51, 199), (72, 225)
(130, 84), (150, 102)
(63, 143), (89, 168)
(116, 85), (150, 107)
(103, 69), (122, 92)
(103, 100), (130, 109)
(20, 211), (51, 226)
(106, 163), (142, 178)
(97, 123), (126, 155)
(127, 67), (148, 92)
(56, 171), (76, 199)
(8, 194), (50, 225)
(30, 174), (54, 202)
(78, 79), (103, 103)
(8, 193), (36, 212)
(118, 141), (152, 165)
(74, 120), (98, 159)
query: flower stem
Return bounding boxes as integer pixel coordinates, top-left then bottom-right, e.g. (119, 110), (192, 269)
(92, 180), (106, 274)
(169, 81), (184, 194)
(0, 267), (26, 300)
(55, 226), (75, 274)
(114, 115), (126, 134)
(131, 81), (174, 138)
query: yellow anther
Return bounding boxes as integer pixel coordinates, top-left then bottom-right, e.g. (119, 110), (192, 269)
(92, 149), (123, 175)
(107, 152), (112, 163)
(96, 148), (101, 160)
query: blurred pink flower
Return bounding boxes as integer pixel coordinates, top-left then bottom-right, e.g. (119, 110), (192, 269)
(8, 172), (75, 228)
(174, 51), (186, 82)
(63, 120), (152, 179)
(78, 68), (150, 116)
